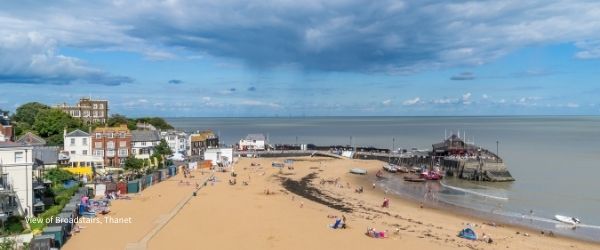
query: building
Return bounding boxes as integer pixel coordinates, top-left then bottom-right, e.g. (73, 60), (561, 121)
(32, 146), (59, 170)
(56, 97), (109, 124)
(63, 129), (92, 158)
(0, 142), (34, 218)
(92, 124), (131, 167)
(131, 130), (161, 159)
(0, 112), (13, 142)
(239, 134), (266, 151)
(160, 130), (188, 155)
(189, 131), (218, 156)
(16, 132), (46, 146)
(203, 148), (233, 167)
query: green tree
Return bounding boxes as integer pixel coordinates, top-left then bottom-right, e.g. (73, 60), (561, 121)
(45, 168), (74, 185)
(136, 117), (174, 130)
(12, 102), (50, 125)
(33, 109), (82, 145)
(108, 114), (137, 130)
(124, 156), (144, 174)
(155, 139), (173, 156)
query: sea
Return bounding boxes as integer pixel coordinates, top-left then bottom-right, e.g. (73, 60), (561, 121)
(166, 116), (600, 241)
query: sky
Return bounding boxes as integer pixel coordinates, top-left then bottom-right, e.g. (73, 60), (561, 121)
(1, 0), (600, 117)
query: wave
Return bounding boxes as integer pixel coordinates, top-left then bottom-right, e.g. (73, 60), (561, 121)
(439, 181), (509, 201)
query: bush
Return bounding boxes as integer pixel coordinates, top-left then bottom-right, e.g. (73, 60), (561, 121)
(28, 184), (79, 232)
(2, 216), (24, 234)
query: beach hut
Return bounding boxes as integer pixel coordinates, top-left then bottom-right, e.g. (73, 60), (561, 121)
(127, 180), (141, 193)
(158, 169), (168, 181)
(117, 181), (127, 194)
(94, 183), (106, 197)
(30, 235), (55, 250)
(106, 182), (117, 194)
(42, 226), (65, 248)
(145, 174), (153, 187)
(152, 171), (160, 184)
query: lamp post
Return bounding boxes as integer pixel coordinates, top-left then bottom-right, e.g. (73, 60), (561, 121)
(496, 140), (499, 163)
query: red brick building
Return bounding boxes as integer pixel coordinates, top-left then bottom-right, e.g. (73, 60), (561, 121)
(92, 124), (131, 167)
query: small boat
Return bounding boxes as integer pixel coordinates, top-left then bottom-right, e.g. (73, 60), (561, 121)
(376, 170), (385, 178)
(420, 170), (443, 180)
(554, 215), (581, 225)
(350, 168), (368, 175)
(397, 166), (409, 173)
(383, 164), (398, 173)
(410, 166), (421, 173)
(403, 176), (426, 182)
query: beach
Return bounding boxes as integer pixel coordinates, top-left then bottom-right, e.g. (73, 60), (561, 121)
(63, 156), (599, 250)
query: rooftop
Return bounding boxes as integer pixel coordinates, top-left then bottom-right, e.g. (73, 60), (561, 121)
(94, 124), (129, 132)
(131, 130), (161, 142)
(66, 129), (90, 137)
(15, 132), (46, 146)
(190, 131), (217, 142)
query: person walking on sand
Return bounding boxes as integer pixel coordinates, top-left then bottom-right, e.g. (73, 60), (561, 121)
(341, 215), (347, 229)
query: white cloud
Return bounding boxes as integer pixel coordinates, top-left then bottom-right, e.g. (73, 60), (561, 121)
(402, 97), (421, 106)
(482, 94), (489, 99)
(382, 99), (392, 106)
(239, 99), (281, 108)
(566, 102), (580, 108)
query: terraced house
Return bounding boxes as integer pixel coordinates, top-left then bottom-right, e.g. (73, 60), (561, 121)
(92, 125), (131, 167)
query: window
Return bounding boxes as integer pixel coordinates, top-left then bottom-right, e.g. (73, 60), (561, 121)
(107, 141), (115, 148)
(82, 150), (88, 155)
(95, 142), (102, 148)
(70, 138), (75, 146)
(107, 133), (114, 138)
(95, 133), (102, 139)
(119, 148), (128, 157)
(14, 152), (24, 163)
(70, 151), (76, 154)
(119, 132), (126, 138)
(120, 141), (127, 147)
(83, 110), (90, 117)
(73, 110), (80, 117)
(141, 142), (146, 146)
(93, 104), (98, 109)
(169, 136), (175, 140)
(99, 104), (104, 109)
(82, 138), (88, 145)
(106, 149), (115, 157)
(95, 150), (103, 156)
(93, 111), (98, 117)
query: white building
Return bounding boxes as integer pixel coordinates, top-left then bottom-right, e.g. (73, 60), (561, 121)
(131, 130), (161, 159)
(64, 129), (92, 157)
(203, 148), (234, 167)
(160, 130), (188, 154)
(0, 142), (34, 218)
(239, 134), (266, 151)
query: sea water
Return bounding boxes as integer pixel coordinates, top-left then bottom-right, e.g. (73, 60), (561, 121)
(166, 116), (600, 241)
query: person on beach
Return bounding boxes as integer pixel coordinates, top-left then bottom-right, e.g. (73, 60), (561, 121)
(382, 198), (389, 208)
(341, 215), (347, 229)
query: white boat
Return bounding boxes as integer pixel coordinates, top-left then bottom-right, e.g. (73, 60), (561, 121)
(349, 168), (367, 175)
(383, 164), (398, 173)
(554, 215), (581, 225)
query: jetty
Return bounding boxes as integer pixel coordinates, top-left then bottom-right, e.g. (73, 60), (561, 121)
(233, 134), (514, 182)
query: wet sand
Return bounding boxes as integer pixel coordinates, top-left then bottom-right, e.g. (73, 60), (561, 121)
(63, 157), (600, 250)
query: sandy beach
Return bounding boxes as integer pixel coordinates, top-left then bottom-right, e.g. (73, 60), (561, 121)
(63, 156), (600, 250)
